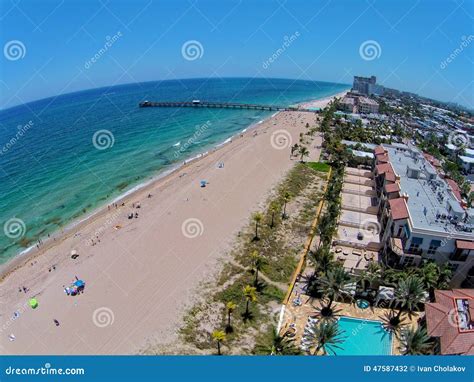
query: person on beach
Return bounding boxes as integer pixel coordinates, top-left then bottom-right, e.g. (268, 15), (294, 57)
(54, 319), (60, 326)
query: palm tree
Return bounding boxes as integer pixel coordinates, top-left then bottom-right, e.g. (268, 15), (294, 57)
(290, 143), (299, 158)
(243, 285), (257, 317)
(419, 262), (439, 290)
(315, 214), (331, 249)
(269, 201), (279, 228)
(358, 262), (381, 292)
(212, 330), (226, 355)
(318, 267), (352, 317)
(251, 250), (266, 286)
(435, 264), (452, 290)
(390, 275), (425, 327)
(382, 268), (407, 287)
(226, 301), (236, 332)
(399, 327), (433, 355)
(254, 327), (301, 355)
(418, 262), (452, 300)
(310, 245), (334, 277)
(306, 321), (345, 355)
(252, 212), (263, 240)
(298, 146), (309, 162)
(282, 191), (291, 219)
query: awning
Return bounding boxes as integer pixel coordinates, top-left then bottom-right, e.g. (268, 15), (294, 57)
(456, 240), (474, 250)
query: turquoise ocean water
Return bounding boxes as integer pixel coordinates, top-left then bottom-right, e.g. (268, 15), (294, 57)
(0, 78), (348, 264)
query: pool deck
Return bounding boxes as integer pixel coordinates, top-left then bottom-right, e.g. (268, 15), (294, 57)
(282, 284), (421, 355)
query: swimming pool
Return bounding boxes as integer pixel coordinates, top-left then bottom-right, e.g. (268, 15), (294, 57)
(330, 317), (392, 355)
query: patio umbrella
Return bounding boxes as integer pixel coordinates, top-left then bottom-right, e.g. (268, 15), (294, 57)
(29, 298), (38, 309)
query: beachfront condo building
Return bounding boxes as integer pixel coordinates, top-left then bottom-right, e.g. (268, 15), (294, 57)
(358, 97), (380, 114)
(373, 144), (474, 287)
(338, 94), (379, 114)
(352, 75), (384, 96)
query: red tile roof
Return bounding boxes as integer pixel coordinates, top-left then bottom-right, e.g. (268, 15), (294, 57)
(423, 152), (441, 168)
(385, 172), (396, 182)
(376, 154), (389, 163)
(375, 163), (393, 174)
(445, 178), (463, 202)
(374, 146), (385, 155)
(456, 240), (474, 250)
(425, 289), (474, 355)
(385, 183), (400, 193)
(388, 198), (409, 220)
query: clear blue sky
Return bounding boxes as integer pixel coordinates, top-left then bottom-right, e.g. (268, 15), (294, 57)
(1, 0), (473, 110)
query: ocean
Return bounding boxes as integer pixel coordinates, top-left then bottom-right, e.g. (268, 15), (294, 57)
(0, 77), (348, 264)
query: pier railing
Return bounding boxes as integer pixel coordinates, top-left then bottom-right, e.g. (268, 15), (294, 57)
(138, 101), (317, 112)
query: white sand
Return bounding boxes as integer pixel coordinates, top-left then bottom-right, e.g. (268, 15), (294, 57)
(0, 108), (326, 355)
(298, 90), (348, 109)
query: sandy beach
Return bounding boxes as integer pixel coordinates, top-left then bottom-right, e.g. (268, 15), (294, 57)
(0, 95), (335, 354)
(298, 90), (348, 109)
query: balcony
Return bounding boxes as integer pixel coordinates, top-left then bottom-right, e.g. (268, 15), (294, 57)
(449, 250), (469, 262)
(389, 237), (404, 257)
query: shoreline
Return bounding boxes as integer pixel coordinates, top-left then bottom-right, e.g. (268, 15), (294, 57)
(0, 116), (273, 281)
(0, 89), (346, 281)
(0, 91), (338, 355)
(298, 89), (348, 109)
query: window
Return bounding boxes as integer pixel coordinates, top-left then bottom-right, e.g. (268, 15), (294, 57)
(402, 256), (417, 266)
(427, 240), (441, 256)
(407, 237), (423, 254)
(403, 224), (411, 239)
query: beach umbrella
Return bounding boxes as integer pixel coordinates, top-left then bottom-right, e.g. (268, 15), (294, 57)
(71, 249), (77, 256)
(29, 298), (38, 309)
(74, 280), (85, 288)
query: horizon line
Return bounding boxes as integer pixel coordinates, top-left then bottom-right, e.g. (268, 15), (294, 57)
(0, 76), (352, 114)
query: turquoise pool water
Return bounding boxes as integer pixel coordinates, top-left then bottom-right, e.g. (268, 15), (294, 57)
(332, 317), (392, 355)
